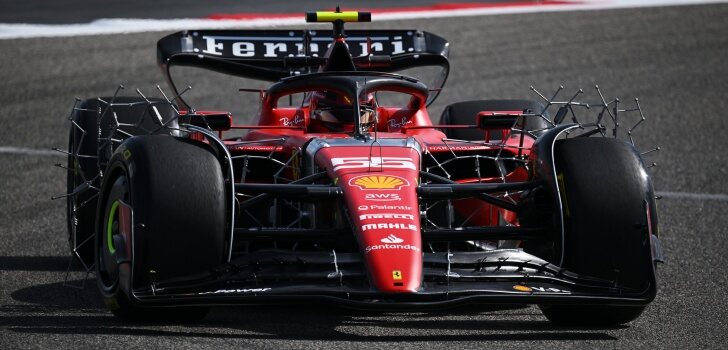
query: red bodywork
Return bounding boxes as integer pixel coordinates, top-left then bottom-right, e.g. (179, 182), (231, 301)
(201, 92), (533, 294)
(165, 19), (534, 295)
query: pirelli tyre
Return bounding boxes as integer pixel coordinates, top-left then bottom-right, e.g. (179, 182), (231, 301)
(95, 134), (226, 321)
(438, 99), (550, 141)
(67, 97), (178, 267)
(540, 137), (659, 326)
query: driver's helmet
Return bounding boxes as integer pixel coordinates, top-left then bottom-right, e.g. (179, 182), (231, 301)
(310, 91), (355, 125)
(310, 91), (377, 132)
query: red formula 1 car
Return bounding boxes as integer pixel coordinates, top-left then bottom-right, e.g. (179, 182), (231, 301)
(64, 10), (663, 325)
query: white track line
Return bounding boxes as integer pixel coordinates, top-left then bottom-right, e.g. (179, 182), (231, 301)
(0, 146), (63, 156)
(0, 0), (726, 39)
(656, 191), (728, 201)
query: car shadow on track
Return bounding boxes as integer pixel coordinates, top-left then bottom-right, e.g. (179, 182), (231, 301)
(0, 255), (77, 272)
(5, 273), (623, 342)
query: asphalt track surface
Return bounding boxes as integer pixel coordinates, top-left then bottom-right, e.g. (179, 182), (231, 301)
(1, 3), (728, 349)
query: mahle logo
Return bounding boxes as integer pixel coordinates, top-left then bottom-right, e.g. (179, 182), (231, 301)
(362, 223), (417, 232)
(350, 175), (409, 190)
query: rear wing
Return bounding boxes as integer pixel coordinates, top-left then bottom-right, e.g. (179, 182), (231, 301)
(157, 29), (450, 103)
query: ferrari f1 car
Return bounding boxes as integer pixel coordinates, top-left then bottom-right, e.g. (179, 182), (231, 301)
(63, 10), (663, 325)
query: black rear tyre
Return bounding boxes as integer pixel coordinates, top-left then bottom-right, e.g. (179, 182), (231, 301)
(439, 99), (550, 141)
(539, 137), (658, 326)
(96, 134), (226, 321)
(67, 97), (178, 267)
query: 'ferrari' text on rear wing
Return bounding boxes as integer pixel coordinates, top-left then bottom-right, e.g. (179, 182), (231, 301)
(156, 29), (450, 99)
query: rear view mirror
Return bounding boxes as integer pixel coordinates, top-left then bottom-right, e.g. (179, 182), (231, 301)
(180, 112), (232, 131)
(477, 112), (519, 130)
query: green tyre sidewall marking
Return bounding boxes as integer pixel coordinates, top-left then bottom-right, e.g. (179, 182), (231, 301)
(106, 200), (119, 254)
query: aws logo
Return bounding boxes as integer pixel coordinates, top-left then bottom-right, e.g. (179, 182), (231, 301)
(365, 193), (401, 201)
(349, 175), (410, 190)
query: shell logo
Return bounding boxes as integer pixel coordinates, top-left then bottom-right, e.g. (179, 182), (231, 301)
(350, 175), (410, 190)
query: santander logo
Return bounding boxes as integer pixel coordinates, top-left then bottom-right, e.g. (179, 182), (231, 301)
(381, 234), (404, 244)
